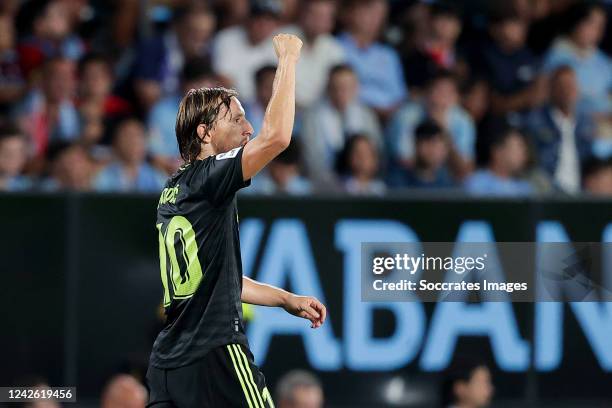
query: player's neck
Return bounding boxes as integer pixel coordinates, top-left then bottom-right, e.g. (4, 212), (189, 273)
(197, 144), (216, 160)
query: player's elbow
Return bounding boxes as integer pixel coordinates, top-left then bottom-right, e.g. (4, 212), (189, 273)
(269, 132), (290, 152)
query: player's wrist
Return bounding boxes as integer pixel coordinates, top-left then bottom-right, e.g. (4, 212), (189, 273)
(279, 291), (293, 308)
(278, 54), (299, 64)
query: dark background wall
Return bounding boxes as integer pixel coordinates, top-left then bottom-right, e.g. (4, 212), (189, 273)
(0, 193), (610, 407)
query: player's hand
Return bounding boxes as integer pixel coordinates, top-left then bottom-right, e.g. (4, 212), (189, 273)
(272, 33), (302, 60)
(283, 295), (326, 328)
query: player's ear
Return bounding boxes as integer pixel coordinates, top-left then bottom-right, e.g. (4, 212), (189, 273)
(197, 124), (212, 144)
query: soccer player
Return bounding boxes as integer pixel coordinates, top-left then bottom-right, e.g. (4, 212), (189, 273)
(146, 34), (326, 408)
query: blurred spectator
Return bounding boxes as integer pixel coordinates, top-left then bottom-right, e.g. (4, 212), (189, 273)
(0, 123), (31, 191)
(283, 0), (345, 107)
(247, 140), (311, 195)
(460, 77), (489, 126)
(475, 10), (547, 117)
(301, 64), (382, 185)
(100, 374), (147, 408)
(77, 53), (131, 148)
(276, 369), (324, 408)
(464, 126), (533, 196)
(94, 118), (165, 192)
(21, 380), (60, 408)
(526, 65), (595, 194)
(387, 70), (475, 179)
(0, 0), (19, 16)
(16, 56), (79, 157)
(212, 0), (280, 102)
(245, 64), (276, 136)
(543, 2), (611, 116)
(395, 0), (430, 54)
(212, 0), (251, 30)
(280, 0), (301, 24)
(336, 134), (386, 195)
(16, 0), (85, 78)
(338, 0), (407, 117)
(133, 4), (216, 111)
(389, 119), (454, 189)
(403, 3), (462, 90)
(148, 57), (221, 175)
(583, 157), (612, 195)
(0, 13), (25, 111)
(41, 141), (92, 191)
(441, 360), (494, 408)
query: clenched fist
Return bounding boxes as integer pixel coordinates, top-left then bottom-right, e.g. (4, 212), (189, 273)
(272, 33), (302, 60)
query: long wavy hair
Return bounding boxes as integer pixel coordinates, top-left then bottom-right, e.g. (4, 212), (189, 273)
(175, 87), (238, 162)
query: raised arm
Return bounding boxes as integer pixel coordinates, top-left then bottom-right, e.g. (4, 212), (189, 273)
(242, 277), (326, 328)
(241, 34), (302, 181)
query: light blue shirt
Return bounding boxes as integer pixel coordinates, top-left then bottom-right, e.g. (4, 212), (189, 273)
(386, 102), (476, 162)
(16, 91), (80, 142)
(337, 33), (407, 109)
(148, 95), (182, 158)
(94, 162), (166, 193)
(543, 39), (612, 114)
(241, 173), (312, 195)
(2, 176), (32, 192)
(464, 170), (533, 197)
(244, 100), (265, 136)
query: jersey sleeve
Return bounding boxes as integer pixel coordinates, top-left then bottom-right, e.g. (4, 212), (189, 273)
(202, 146), (251, 204)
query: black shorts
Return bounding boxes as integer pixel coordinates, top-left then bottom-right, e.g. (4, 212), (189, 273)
(145, 343), (274, 408)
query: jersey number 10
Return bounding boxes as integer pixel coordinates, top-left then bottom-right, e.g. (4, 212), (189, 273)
(156, 216), (203, 306)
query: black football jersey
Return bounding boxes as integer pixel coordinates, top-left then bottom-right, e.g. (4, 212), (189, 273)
(150, 146), (251, 368)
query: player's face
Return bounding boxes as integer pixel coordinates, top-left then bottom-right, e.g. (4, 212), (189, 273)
(210, 97), (254, 154)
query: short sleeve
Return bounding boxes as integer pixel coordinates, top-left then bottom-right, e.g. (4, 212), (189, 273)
(202, 146), (251, 204)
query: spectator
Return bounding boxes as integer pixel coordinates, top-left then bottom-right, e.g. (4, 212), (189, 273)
(526, 65), (595, 194)
(543, 2), (612, 116)
(94, 118), (166, 192)
(16, 0), (85, 78)
(276, 369), (324, 408)
(474, 10), (547, 117)
(41, 141), (92, 191)
(20, 379), (61, 408)
(212, 0), (281, 102)
(0, 13), (25, 112)
(403, 3), (463, 90)
(283, 0), (345, 107)
(0, 123), (31, 191)
(583, 157), (612, 195)
(16, 56), (79, 158)
(133, 5), (216, 111)
(77, 53), (131, 148)
(389, 119), (454, 189)
(464, 126), (533, 196)
(336, 134), (386, 195)
(245, 64), (276, 136)
(387, 70), (475, 179)
(441, 360), (494, 408)
(461, 77), (489, 126)
(213, 0), (251, 30)
(301, 64), (382, 185)
(148, 57), (221, 175)
(247, 140), (311, 195)
(337, 0), (407, 117)
(101, 374), (147, 408)
(396, 0), (431, 54)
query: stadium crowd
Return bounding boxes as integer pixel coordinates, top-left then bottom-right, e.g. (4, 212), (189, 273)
(0, 0), (611, 196)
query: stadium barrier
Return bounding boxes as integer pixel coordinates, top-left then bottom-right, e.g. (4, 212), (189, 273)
(1, 193), (610, 406)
